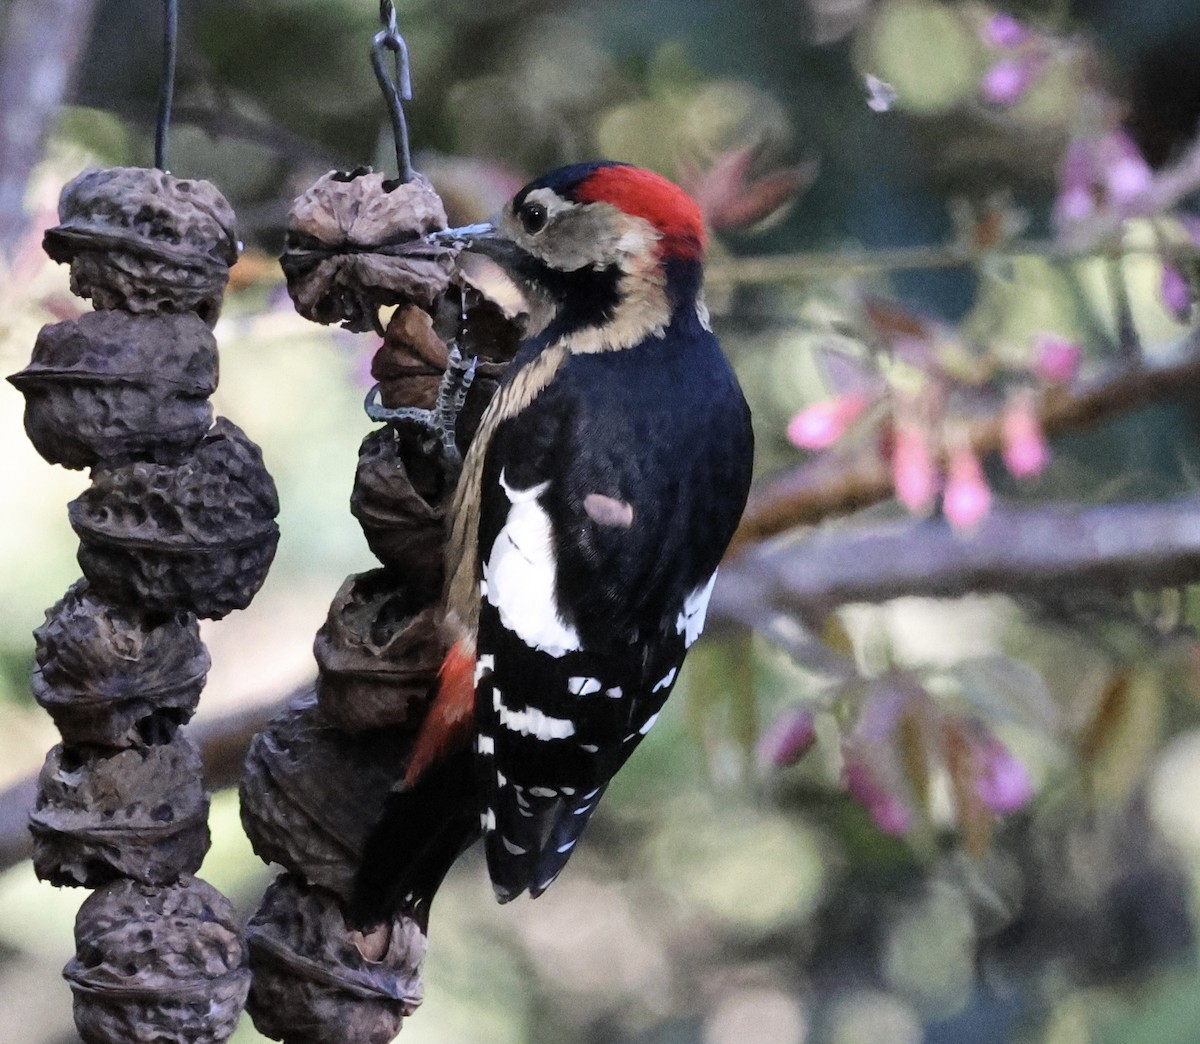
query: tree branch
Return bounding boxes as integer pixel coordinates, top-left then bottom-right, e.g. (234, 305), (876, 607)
(730, 326), (1200, 553)
(713, 496), (1200, 625)
(702, 238), (1112, 287)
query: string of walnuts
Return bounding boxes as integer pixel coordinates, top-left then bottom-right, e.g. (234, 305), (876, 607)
(238, 166), (520, 1044)
(8, 165), (280, 1044)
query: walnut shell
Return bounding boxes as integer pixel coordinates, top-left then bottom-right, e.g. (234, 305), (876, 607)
(69, 417), (280, 619)
(246, 874), (424, 1044)
(370, 303), (449, 411)
(65, 875), (250, 1044)
(313, 570), (445, 732)
(30, 735), (211, 887)
(239, 689), (414, 899)
(350, 426), (450, 587)
(43, 166), (239, 324)
(32, 579), (208, 747)
(281, 169), (455, 332)
(8, 310), (217, 470)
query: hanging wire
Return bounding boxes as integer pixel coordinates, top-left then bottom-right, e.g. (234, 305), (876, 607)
(155, 0), (179, 170)
(371, 0), (415, 183)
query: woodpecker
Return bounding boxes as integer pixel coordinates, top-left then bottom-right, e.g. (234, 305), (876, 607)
(368, 161), (754, 910)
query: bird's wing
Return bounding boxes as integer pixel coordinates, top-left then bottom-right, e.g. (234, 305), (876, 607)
(470, 348), (749, 900)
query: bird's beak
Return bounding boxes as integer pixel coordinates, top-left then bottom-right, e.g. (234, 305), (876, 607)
(429, 223), (526, 271)
(428, 222), (498, 249)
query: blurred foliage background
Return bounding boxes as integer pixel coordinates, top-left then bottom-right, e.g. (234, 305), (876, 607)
(4, 0), (1200, 1042)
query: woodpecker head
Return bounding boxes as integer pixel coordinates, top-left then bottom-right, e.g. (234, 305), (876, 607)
(439, 162), (707, 346)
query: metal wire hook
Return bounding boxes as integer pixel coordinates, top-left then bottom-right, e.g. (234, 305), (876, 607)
(155, 0), (179, 170)
(371, 0), (415, 184)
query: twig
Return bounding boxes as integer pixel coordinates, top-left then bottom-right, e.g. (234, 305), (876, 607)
(0, 689), (295, 876)
(729, 326), (1200, 553)
(702, 237), (1153, 287)
(702, 129), (1200, 291)
(713, 496), (1200, 624)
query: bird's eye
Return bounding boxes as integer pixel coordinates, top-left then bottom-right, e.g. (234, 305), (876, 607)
(517, 201), (548, 235)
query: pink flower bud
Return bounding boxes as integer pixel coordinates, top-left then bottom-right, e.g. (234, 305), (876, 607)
(982, 12), (1032, 49)
(757, 707), (818, 769)
(1161, 263), (1193, 321)
(845, 760), (910, 835)
(787, 394), (868, 450)
(944, 445), (991, 530)
(1033, 333), (1083, 383)
(973, 734), (1033, 813)
(891, 422), (939, 514)
(1001, 395), (1049, 478)
(1100, 130), (1153, 208)
(1054, 139), (1098, 226)
(982, 58), (1037, 106)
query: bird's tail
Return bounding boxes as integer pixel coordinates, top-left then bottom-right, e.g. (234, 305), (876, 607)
(351, 745), (481, 930)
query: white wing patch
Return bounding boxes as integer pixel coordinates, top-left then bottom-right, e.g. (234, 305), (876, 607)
(567, 676), (603, 696)
(497, 699), (576, 740)
(652, 667), (678, 692)
(676, 571), (717, 648)
(474, 653), (495, 685)
(483, 469), (582, 657)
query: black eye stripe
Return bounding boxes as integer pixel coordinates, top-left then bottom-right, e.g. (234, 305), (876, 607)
(518, 201), (548, 235)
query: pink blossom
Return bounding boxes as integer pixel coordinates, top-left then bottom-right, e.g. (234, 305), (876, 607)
(944, 445), (991, 530)
(982, 12), (1032, 49)
(973, 734), (1034, 813)
(1054, 130), (1153, 224)
(787, 394), (869, 450)
(1161, 263), (1193, 321)
(981, 57), (1038, 106)
(1033, 333), (1083, 383)
(757, 707), (818, 769)
(679, 145), (818, 233)
(1055, 185), (1096, 225)
(891, 422), (939, 514)
(1001, 394), (1049, 478)
(845, 761), (910, 835)
(1053, 139), (1098, 226)
(1099, 130), (1153, 208)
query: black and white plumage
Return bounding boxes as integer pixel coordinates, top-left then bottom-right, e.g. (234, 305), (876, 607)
(399, 161), (754, 905)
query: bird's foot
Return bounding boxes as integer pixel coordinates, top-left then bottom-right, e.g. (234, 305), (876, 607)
(364, 343), (478, 466)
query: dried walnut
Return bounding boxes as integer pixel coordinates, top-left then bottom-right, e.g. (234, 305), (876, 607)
(246, 873), (424, 1044)
(239, 689), (415, 899)
(44, 166), (238, 324)
(8, 309), (217, 470)
(65, 875), (250, 1044)
(281, 169), (455, 332)
(30, 733), (210, 888)
(69, 417), (280, 619)
(313, 569), (446, 732)
(32, 579), (208, 747)
(350, 426), (451, 591)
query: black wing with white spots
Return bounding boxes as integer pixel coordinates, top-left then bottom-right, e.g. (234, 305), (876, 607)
(471, 312), (753, 901)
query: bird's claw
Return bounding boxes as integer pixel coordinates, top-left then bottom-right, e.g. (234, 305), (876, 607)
(364, 343), (478, 467)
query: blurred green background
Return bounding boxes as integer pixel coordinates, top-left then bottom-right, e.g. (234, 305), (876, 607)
(4, 0), (1200, 1042)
